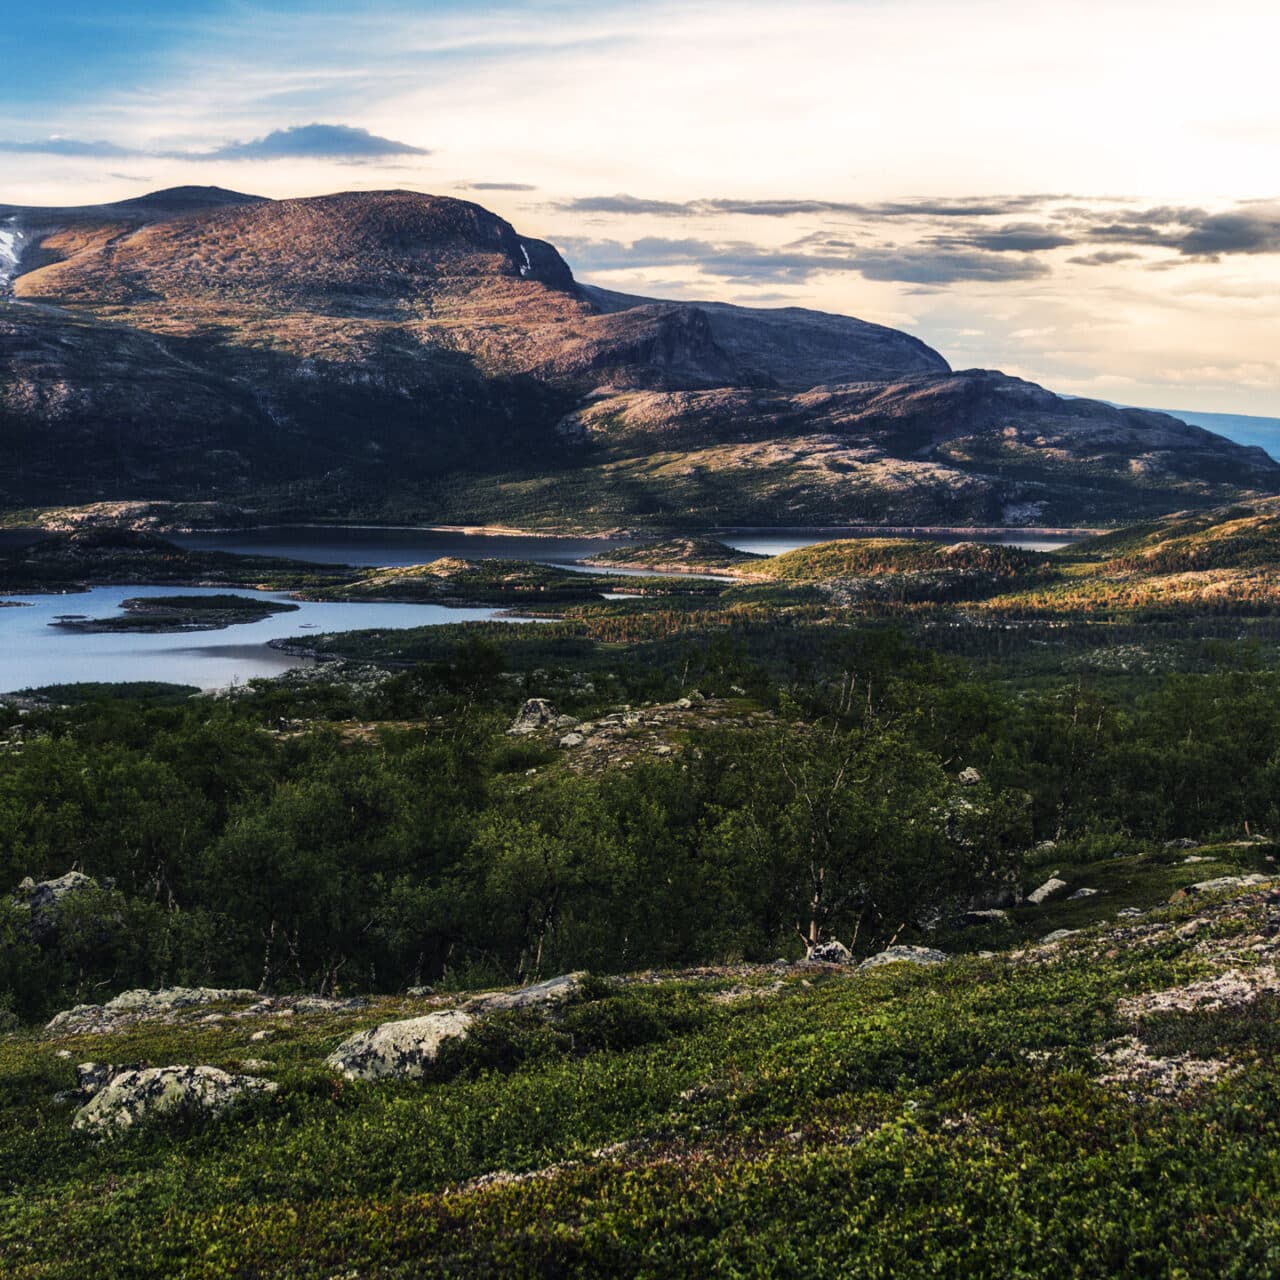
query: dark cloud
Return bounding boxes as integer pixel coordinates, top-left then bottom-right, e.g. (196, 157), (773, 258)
(1177, 206), (1280, 258)
(457, 181), (538, 192)
(940, 227), (1076, 253)
(203, 123), (428, 160)
(0, 136), (137, 157)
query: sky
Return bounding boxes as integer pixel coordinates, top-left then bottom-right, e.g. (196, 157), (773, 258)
(2, 0), (1279, 415)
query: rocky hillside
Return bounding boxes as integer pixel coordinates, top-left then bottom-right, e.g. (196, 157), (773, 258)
(5, 870), (1279, 1276)
(1, 186), (1275, 527)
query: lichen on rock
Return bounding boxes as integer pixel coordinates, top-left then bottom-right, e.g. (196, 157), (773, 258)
(71, 1065), (276, 1136)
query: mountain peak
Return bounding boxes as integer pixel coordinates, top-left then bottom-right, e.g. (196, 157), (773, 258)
(111, 185), (266, 212)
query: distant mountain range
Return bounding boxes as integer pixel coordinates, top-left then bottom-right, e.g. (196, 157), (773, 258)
(1160, 409), (1280, 461)
(1, 185), (1276, 530)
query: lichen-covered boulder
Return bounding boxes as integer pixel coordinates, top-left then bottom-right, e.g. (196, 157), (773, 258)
(465, 972), (586, 1013)
(46, 985), (257, 1035)
(326, 1009), (475, 1081)
(507, 698), (557, 736)
(858, 945), (948, 971)
(1189, 874), (1268, 895)
(1026, 877), (1068, 905)
(71, 1066), (276, 1136)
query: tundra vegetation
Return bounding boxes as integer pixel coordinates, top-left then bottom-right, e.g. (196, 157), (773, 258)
(5, 498), (1280, 1274)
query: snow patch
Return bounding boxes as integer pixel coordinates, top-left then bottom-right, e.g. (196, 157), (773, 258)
(0, 221), (22, 287)
(518, 242), (532, 277)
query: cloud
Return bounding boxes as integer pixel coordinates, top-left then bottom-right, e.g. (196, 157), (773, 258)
(0, 136), (137, 157)
(850, 247), (1050, 284)
(1176, 205), (1280, 258)
(556, 192), (1280, 277)
(1068, 250), (1142, 266)
(936, 226), (1076, 253)
(553, 193), (1066, 219)
(560, 234), (1051, 285)
(202, 123), (428, 160)
(0, 123), (427, 163)
(559, 193), (697, 216)
(456, 181), (538, 191)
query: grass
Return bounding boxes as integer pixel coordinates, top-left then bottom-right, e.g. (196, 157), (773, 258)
(4, 878), (1280, 1277)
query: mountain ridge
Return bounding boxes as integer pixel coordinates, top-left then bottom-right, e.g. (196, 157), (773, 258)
(0, 186), (1274, 528)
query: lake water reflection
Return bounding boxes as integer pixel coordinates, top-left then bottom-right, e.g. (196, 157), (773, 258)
(0, 585), (521, 693)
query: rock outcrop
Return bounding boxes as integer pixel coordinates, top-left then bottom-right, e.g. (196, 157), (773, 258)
(508, 698), (557, 736)
(326, 1009), (475, 1082)
(14, 871), (98, 942)
(464, 972), (585, 1013)
(47, 986), (257, 1035)
(858, 945), (948, 970)
(71, 1065), (276, 1136)
(1026, 877), (1069, 905)
(806, 940), (853, 964)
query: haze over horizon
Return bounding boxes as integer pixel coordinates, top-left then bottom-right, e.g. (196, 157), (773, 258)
(3, 0), (1278, 416)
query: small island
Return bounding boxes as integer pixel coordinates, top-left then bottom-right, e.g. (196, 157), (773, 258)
(579, 536), (765, 576)
(49, 594), (299, 634)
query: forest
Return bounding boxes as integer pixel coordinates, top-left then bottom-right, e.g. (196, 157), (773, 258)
(5, 613), (1280, 1025)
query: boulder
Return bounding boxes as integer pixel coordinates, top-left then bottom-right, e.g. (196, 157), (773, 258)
(1174, 874), (1269, 901)
(1068, 888), (1100, 900)
(72, 1065), (276, 1136)
(957, 767), (982, 786)
(465, 972), (586, 1013)
(558, 732), (584, 748)
(963, 908), (1009, 925)
(46, 986), (256, 1035)
(507, 698), (557, 736)
(1026, 877), (1069, 905)
(1040, 929), (1081, 944)
(16, 871), (98, 942)
(806, 939), (853, 964)
(326, 1009), (475, 1081)
(858, 945), (947, 971)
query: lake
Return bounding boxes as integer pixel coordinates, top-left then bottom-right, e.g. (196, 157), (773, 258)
(170, 524), (1083, 566)
(1, 524), (1086, 691)
(0, 585), (521, 694)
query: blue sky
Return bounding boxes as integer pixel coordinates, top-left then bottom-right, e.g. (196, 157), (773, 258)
(2, 0), (1279, 415)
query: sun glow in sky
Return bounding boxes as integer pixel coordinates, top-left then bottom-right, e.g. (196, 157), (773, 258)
(3, 0), (1279, 413)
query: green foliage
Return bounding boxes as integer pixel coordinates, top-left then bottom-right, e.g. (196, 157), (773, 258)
(3, 902), (1280, 1276)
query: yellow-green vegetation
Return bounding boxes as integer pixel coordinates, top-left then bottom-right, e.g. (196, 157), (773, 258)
(756, 537), (1051, 581)
(581, 536), (763, 574)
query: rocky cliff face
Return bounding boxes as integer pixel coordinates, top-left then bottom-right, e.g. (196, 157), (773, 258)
(0, 187), (1274, 527)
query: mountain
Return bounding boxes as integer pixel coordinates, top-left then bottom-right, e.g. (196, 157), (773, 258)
(1, 187), (1275, 529)
(1158, 408), (1280, 462)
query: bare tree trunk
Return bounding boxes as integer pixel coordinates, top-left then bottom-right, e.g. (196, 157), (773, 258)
(259, 920), (276, 992)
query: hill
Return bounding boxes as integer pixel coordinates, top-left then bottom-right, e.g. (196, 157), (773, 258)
(4, 870), (1278, 1276)
(1, 187), (1276, 528)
